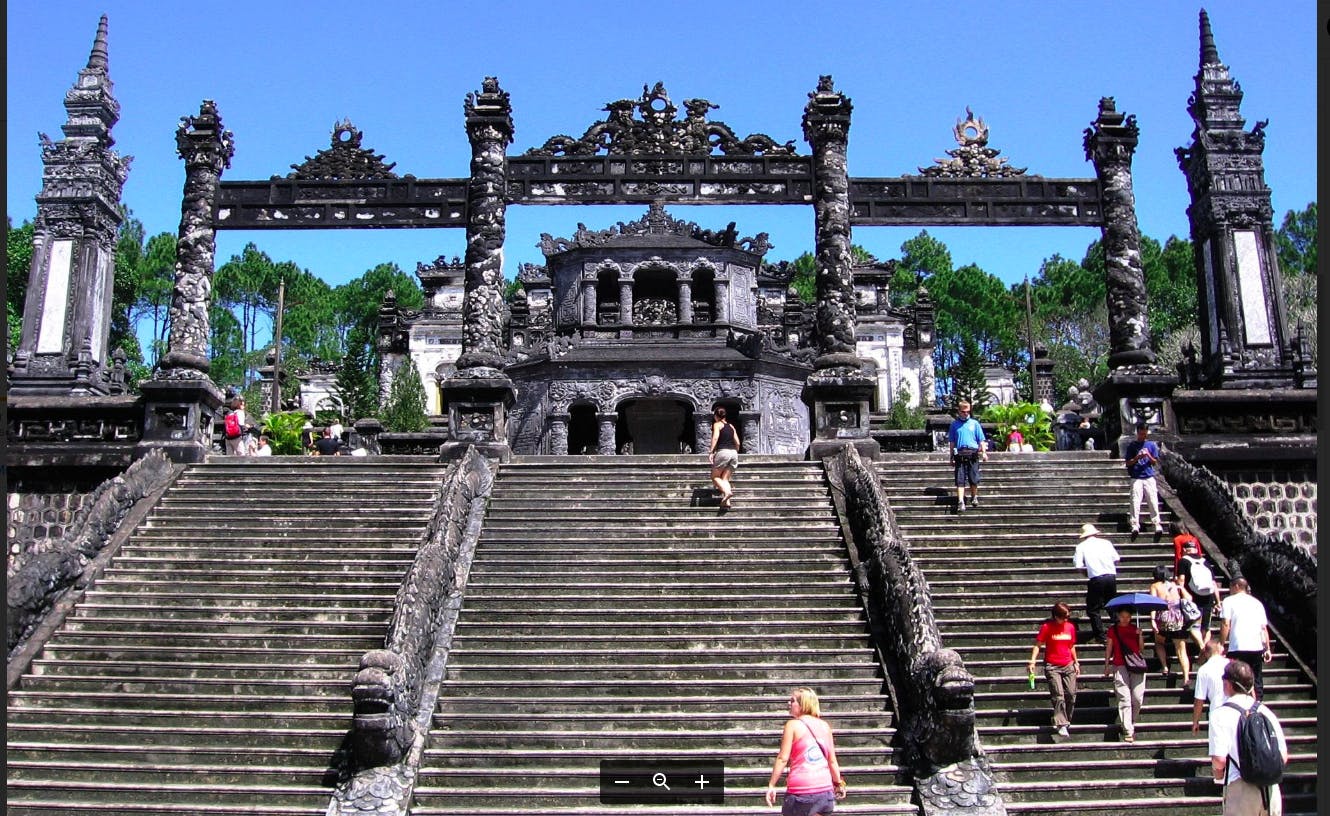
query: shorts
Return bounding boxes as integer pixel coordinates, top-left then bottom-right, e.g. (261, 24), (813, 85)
(953, 451), (981, 486)
(782, 790), (836, 816)
(713, 449), (739, 471)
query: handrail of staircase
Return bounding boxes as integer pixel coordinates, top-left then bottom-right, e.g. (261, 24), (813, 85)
(344, 446), (494, 774)
(821, 445), (1006, 816)
(6, 449), (183, 689)
(1158, 451), (1318, 681)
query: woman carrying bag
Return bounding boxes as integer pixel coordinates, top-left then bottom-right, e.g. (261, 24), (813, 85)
(1103, 605), (1147, 742)
(1028, 601), (1080, 737)
(765, 687), (847, 815)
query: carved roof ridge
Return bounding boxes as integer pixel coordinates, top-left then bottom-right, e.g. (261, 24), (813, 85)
(914, 107), (1029, 178)
(284, 120), (401, 180)
(525, 82), (798, 157)
(537, 202), (772, 257)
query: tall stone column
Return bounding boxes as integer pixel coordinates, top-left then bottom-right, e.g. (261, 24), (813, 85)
(9, 16), (131, 397)
(800, 76), (877, 460)
(1085, 97), (1153, 369)
(715, 281), (730, 323)
(678, 280), (693, 325)
(1085, 97), (1179, 456)
(134, 99), (233, 463)
(441, 77), (516, 462)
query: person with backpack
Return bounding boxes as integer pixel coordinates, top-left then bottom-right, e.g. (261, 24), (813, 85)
(223, 397), (249, 456)
(1178, 535), (1222, 645)
(1208, 659), (1287, 815)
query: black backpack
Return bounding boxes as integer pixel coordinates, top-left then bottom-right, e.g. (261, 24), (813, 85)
(1223, 700), (1285, 790)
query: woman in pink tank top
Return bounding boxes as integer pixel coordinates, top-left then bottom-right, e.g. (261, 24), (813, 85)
(765, 687), (847, 815)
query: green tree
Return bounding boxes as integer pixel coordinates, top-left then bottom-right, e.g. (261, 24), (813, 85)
(6, 219), (35, 357)
(130, 232), (177, 368)
(334, 325), (380, 422)
(1276, 203), (1317, 363)
(893, 230), (954, 306)
(381, 357), (429, 432)
(881, 382), (926, 430)
(949, 334), (990, 412)
(982, 402), (1054, 451)
(787, 252), (816, 304)
(1029, 251), (1110, 398)
(332, 262), (424, 344)
(930, 262), (1021, 399)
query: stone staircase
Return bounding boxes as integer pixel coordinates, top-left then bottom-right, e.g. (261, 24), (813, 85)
(876, 450), (1318, 816)
(414, 455), (914, 815)
(6, 457), (450, 815)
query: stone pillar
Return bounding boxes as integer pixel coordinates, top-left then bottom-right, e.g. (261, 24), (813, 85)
(1033, 346), (1056, 408)
(738, 411), (760, 454)
(715, 280), (730, 324)
(548, 414), (569, 455)
(678, 280), (693, 324)
(441, 78), (516, 463)
(596, 414), (617, 456)
(9, 16), (131, 397)
(618, 279), (633, 325)
(1085, 97), (1153, 369)
(694, 415), (713, 454)
(800, 76), (877, 460)
(134, 98), (233, 464)
(582, 282), (597, 325)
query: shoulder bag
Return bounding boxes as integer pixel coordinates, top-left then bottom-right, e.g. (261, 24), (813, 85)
(1111, 626), (1147, 675)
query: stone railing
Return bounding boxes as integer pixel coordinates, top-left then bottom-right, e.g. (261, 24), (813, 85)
(822, 445), (1005, 816)
(7, 449), (177, 658)
(5, 394), (144, 468)
(332, 446), (493, 814)
(1160, 451), (1318, 673)
(378, 431), (450, 456)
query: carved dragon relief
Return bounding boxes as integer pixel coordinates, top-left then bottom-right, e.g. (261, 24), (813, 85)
(285, 120), (401, 180)
(526, 82), (797, 157)
(918, 107), (1028, 178)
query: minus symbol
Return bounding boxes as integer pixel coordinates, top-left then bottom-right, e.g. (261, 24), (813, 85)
(613, 780), (630, 785)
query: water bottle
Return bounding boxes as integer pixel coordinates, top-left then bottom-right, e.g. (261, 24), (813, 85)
(1028, 669), (1037, 690)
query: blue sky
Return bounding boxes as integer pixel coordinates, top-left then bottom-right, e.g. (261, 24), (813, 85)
(7, 1), (1317, 296)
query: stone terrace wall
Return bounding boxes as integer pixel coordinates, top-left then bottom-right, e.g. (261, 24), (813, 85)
(1222, 468), (1317, 553)
(7, 493), (94, 578)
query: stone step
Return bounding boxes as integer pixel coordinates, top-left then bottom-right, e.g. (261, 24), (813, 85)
(75, 591), (394, 609)
(68, 601), (392, 621)
(438, 677), (887, 698)
(445, 645), (878, 668)
(450, 631), (872, 649)
(12, 674), (355, 696)
(453, 619), (868, 638)
(432, 692), (891, 716)
(6, 721), (347, 749)
(443, 662), (884, 682)
(27, 658), (358, 680)
(457, 596), (861, 612)
(431, 709), (892, 732)
(35, 642), (378, 663)
(7, 690), (348, 714)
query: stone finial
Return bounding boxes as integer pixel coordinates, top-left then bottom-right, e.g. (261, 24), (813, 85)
(1199, 9), (1220, 67)
(87, 15), (109, 70)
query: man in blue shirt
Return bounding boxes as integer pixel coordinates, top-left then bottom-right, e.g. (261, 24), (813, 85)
(1123, 421), (1163, 535)
(947, 400), (988, 513)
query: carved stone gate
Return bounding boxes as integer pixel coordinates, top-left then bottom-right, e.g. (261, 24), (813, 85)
(146, 74), (1158, 462)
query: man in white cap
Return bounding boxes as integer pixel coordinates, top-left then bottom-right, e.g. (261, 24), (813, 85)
(1073, 523), (1120, 644)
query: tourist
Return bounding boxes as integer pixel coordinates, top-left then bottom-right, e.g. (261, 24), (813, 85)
(224, 397), (249, 456)
(1103, 605), (1146, 743)
(313, 427), (344, 456)
(708, 406), (740, 509)
(1072, 523), (1119, 644)
(1178, 536), (1222, 644)
(947, 400), (987, 513)
(1124, 421), (1164, 535)
(764, 686), (847, 815)
(1208, 660), (1287, 815)
(300, 421), (317, 453)
(253, 435), (273, 456)
(1219, 578), (1272, 702)
(328, 418), (345, 445)
(1191, 640), (1230, 734)
(1148, 564), (1196, 686)
(1027, 601), (1079, 737)
(1170, 521), (1201, 572)
(1006, 426), (1030, 453)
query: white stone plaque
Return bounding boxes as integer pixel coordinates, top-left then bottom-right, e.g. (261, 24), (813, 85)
(37, 240), (74, 353)
(88, 244), (109, 361)
(1233, 230), (1271, 345)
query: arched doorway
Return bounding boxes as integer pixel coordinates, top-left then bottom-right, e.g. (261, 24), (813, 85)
(567, 403), (599, 455)
(618, 398), (692, 454)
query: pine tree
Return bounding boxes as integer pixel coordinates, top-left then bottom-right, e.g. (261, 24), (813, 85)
(950, 335), (990, 413)
(333, 326), (379, 422)
(380, 357), (430, 433)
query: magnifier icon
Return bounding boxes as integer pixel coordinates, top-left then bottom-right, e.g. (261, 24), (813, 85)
(652, 772), (670, 791)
